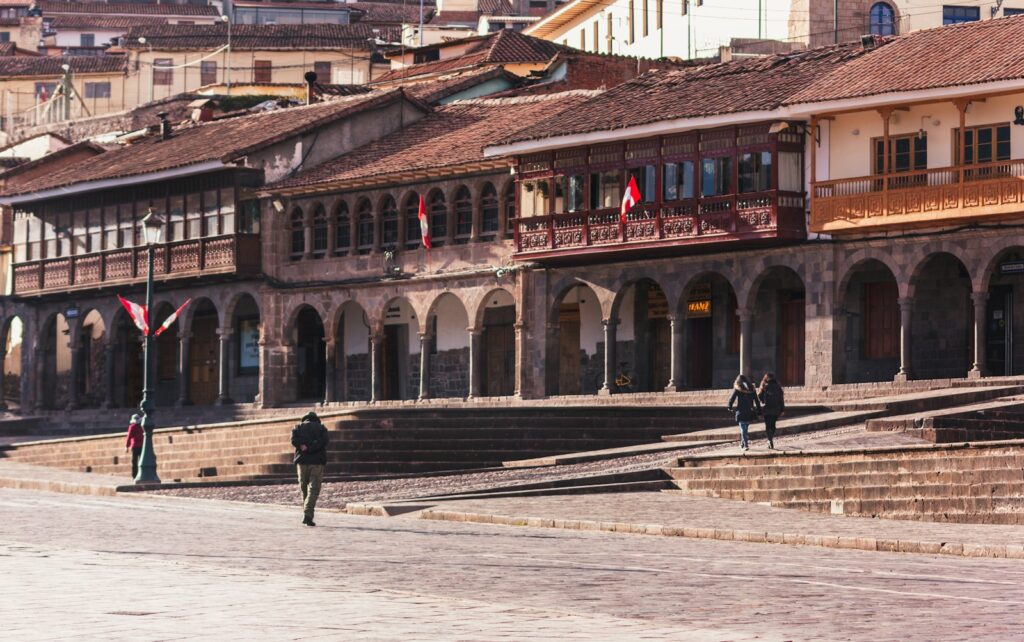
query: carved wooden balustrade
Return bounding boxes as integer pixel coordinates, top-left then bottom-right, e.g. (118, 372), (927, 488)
(811, 159), (1024, 234)
(12, 234), (261, 295)
(513, 191), (804, 257)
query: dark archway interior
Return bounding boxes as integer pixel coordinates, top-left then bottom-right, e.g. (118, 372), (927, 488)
(296, 307), (326, 401)
(911, 254), (971, 380)
(839, 260), (899, 384)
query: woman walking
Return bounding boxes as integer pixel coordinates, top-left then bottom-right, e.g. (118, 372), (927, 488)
(758, 373), (785, 449)
(727, 375), (761, 451)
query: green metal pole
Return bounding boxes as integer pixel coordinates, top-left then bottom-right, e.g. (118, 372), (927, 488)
(134, 243), (160, 484)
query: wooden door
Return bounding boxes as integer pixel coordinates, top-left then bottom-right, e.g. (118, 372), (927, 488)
(189, 316), (218, 405)
(484, 323), (515, 396)
(688, 317), (713, 389)
(863, 280), (899, 360)
(558, 305), (581, 395)
(648, 318), (671, 391)
(778, 294), (805, 386)
(383, 324), (403, 400)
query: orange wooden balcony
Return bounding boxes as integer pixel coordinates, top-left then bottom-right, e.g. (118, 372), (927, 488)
(12, 233), (261, 296)
(811, 159), (1024, 234)
(513, 191), (806, 262)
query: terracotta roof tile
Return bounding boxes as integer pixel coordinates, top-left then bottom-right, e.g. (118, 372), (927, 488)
(430, 10), (479, 23)
(0, 42), (14, 56)
(348, 2), (434, 24)
(0, 55), (127, 78)
(404, 65), (515, 103)
(497, 43), (867, 144)
(788, 16), (1024, 104)
(38, 1), (221, 16)
(122, 23), (395, 51)
(479, 0), (517, 16)
(4, 90), (417, 197)
(48, 14), (167, 29)
(374, 29), (571, 82)
(270, 90), (598, 191)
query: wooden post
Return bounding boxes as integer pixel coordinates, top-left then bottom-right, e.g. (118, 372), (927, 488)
(957, 98), (968, 193)
(879, 107), (891, 214)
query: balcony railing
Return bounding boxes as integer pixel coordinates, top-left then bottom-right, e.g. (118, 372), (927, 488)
(811, 159), (1024, 234)
(12, 234), (261, 295)
(513, 191), (805, 257)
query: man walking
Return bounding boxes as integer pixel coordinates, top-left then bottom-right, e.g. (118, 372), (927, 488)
(291, 411), (329, 526)
(125, 414), (144, 479)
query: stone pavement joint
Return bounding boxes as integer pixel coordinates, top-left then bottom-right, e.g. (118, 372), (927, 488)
(345, 491), (1024, 560)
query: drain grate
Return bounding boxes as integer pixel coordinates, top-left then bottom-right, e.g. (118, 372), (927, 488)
(107, 611), (158, 617)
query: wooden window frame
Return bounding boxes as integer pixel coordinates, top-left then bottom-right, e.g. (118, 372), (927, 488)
(953, 122), (1011, 166)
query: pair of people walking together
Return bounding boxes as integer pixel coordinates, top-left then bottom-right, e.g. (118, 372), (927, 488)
(727, 373), (785, 450)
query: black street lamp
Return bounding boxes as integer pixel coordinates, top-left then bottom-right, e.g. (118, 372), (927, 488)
(135, 208), (164, 484)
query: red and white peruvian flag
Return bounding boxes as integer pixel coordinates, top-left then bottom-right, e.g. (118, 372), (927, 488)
(117, 295), (149, 336)
(154, 298), (191, 337)
(620, 175), (641, 224)
(417, 194), (431, 249)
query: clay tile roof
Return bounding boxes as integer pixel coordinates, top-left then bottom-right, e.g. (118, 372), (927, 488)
(269, 90), (599, 192)
(787, 16), (1024, 104)
(497, 43), (868, 145)
(0, 55), (127, 78)
(48, 15), (167, 30)
(374, 29), (571, 82)
(404, 65), (516, 103)
(430, 9), (479, 24)
(122, 23), (394, 51)
(38, 1), (221, 16)
(479, 0), (517, 16)
(3, 90), (418, 197)
(347, 2), (434, 24)
(0, 42), (14, 56)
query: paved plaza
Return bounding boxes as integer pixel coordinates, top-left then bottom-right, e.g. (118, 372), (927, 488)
(1, 488), (1023, 641)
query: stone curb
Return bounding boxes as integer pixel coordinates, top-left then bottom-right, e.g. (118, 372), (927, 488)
(405, 508), (1024, 559)
(0, 476), (118, 496)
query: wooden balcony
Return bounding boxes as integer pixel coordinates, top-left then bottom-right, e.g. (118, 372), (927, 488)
(513, 191), (806, 262)
(12, 234), (261, 296)
(811, 159), (1024, 234)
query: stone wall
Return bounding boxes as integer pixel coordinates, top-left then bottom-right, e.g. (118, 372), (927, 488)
(429, 347), (468, 399)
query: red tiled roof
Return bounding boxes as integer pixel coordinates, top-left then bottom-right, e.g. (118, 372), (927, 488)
(787, 16), (1024, 104)
(404, 65), (516, 103)
(430, 10), (479, 24)
(0, 42), (14, 56)
(49, 14), (167, 29)
(0, 55), (127, 78)
(3, 90), (421, 197)
(374, 28), (571, 82)
(479, 0), (517, 16)
(497, 43), (867, 145)
(122, 23), (394, 51)
(269, 90), (597, 192)
(348, 2), (434, 24)
(38, 1), (221, 16)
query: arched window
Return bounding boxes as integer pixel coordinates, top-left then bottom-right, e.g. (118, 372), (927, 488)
(289, 207), (304, 260)
(333, 201), (350, 256)
(380, 196), (398, 248)
(481, 183), (499, 239)
(356, 199), (374, 254)
(454, 186), (472, 243)
(870, 2), (896, 35)
(404, 194), (421, 250)
(429, 190), (447, 247)
(311, 204), (327, 258)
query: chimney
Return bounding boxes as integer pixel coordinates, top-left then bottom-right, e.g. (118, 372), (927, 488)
(157, 111), (172, 140)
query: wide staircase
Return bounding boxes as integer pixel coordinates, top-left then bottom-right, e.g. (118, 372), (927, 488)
(666, 443), (1024, 524)
(866, 398), (1024, 443)
(0, 405), (741, 483)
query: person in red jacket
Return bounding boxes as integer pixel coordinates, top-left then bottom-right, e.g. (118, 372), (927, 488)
(125, 414), (144, 479)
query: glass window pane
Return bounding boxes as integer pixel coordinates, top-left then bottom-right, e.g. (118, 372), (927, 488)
(663, 164), (677, 201)
(219, 188), (235, 234)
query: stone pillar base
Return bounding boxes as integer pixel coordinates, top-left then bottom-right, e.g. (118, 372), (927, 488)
(967, 368), (983, 380)
(215, 396), (234, 406)
(598, 387), (611, 396)
(893, 372), (909, 383)
(664, 383), (679, 393)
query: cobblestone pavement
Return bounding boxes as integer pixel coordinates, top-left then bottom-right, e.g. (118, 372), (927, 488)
(2, 488), (1023, 641)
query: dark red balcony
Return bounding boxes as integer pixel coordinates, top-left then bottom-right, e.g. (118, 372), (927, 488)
(513, 191), (806, 262)
(12, 233), (261, 296)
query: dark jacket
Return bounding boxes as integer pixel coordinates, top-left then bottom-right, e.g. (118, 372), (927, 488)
(758, 381), (785, 417)
(291, 417), (329, 465)
(728, 387), (761, 423)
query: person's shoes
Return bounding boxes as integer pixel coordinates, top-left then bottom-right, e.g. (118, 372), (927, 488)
(768, 439), (775, 449)
(302, 518), (316, 526)
(741, 443), (749, 451)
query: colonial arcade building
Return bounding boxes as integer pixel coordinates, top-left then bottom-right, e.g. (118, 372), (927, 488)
(6, 17), (1024, 413)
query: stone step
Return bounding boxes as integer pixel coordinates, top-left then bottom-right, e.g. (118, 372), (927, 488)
(772, 495), (1024, 517)
(677, 481), (1024, 504)
(667, 467), (1024, 489)
(671, 454), (1024, 480)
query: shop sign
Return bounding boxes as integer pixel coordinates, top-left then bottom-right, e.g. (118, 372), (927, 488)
(238, 319), (259, 371)
(687, 299), (711, 318)
(1000, 261), (1024, 275)
(64, 306), (79, 319)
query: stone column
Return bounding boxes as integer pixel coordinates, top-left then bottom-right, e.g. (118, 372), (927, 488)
(102, 337), (116, 409)
(969, 291), (988, 379)
(324, 339), (337, 403)
(34, 347), (48, 411)
(467, 328), (482, 398)
(215, 328), (233, 405)
(369, 331), (382, 403)
(0, 349), (7, 411)
(176, 333), (192, 406)
(664, 314), (682, 392)
(514, 321), (526, 398)
(418, 331), (430, 401)
(65, 332), (80, 411)
(738, 307), (753, 378)
(599, 319), (617, 396)
(895, 296), (913, 382)
(470, 199), (482, 243)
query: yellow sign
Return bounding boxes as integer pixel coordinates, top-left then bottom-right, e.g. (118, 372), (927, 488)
(687, 299), (711, 318)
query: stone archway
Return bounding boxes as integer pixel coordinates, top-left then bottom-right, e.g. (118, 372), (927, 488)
(425, 292), (470, 399)
(379, 297), (418, 401)
(678, 272), (740, 389)
(909, 252), (972, 380)
(979, 246), (1024, 376)
(611, 278), (671, 393)
(294, 305), (326, 402)
(547, 284), (603, 396)
(1, 316), (24, 409)
(475, 288), (515, 397)
(748, 266), (806, 387)
(836, 258), (900, 384)
(334, 300), (371, 402)
(187, 299), (220, 405)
